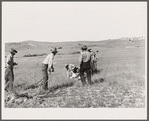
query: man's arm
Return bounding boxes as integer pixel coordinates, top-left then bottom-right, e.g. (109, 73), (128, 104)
(13, 62), (18, 66)
(79, 52), (83, 67)
(6, 55), (11, 65)
(7, 55), (18, 66)
(51, 63), (54, 72)
(48, 54), (54, 72)
(6, 55), (18, 66)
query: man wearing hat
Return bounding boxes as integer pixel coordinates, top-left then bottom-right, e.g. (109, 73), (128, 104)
(88, 48), (94, 73)
(88, 48), (98, 74)
(40, 47), (58, 92)
(5, 48), (18, 92)
(92, 51), (98, 74)
(79, 45), (92, 86)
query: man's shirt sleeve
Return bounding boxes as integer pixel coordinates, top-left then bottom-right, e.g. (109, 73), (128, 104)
(6, 55), (11, 65)
(48, 54), (54, 69)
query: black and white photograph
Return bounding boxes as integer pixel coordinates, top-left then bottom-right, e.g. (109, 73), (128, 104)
(2, 1), (147, 120)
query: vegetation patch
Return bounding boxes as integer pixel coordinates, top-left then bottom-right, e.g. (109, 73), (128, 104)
(23, 53), (47, 57)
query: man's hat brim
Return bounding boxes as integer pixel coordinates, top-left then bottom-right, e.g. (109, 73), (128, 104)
(51, 48), (58, 53)
(81, 45), (87, 50)
(9, 48), (18, 53)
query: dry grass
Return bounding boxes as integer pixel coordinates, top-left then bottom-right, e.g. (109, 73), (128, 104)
(5, 40), (145, 108)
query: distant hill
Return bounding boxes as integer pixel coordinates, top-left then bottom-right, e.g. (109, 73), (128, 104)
(5, 37), (145, 57)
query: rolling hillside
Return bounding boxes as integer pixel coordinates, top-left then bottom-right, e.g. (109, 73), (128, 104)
(5, 37), (145, 58)
(4, 37), (146, 108)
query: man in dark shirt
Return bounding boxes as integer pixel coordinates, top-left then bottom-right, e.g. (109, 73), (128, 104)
(79, 45), (92, 86)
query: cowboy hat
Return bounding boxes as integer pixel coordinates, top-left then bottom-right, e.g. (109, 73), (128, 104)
(51, 47), (58, 53)
(9, 48), (18, 53)
(81, 45), (88, 50)
(88, 48), (92, 52)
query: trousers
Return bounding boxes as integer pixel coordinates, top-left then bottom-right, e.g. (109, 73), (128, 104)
(5, 67), (14, 92)
(80, 62), (92, 86)
(41, 64), (49, 90)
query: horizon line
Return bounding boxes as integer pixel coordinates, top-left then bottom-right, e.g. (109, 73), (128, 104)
(4, 36), (145, 44)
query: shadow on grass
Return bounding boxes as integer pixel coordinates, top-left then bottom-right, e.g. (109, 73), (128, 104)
(49, 81), (75, 93)
(91, 77), (105, 85)
(91, 68), (105, 85)
(92, 68), (103, 75)
(37, 81), (75, 98)
(13, 80), (75, 99)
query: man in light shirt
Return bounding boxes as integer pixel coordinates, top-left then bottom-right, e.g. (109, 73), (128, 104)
(5, 48), (18, 92)
(79, 45), (92, 86)
(41, 47), (58, 91)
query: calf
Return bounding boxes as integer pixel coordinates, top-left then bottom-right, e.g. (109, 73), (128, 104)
(64, 64), (80, 79)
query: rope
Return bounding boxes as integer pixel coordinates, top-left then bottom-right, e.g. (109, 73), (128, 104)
(25, 76), (49, 90)
(26, 70), (53, 89)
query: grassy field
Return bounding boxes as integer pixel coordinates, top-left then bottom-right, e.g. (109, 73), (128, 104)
(5, 38), (145, 108)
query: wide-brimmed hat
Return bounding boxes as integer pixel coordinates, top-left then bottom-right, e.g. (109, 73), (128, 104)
(81, 45), (88, 50)
(51, 47), (58, 53)
(88, 48), (92, 52)
(9, 48), (18, 53)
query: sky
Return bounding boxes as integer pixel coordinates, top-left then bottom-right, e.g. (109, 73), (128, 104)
(2, 2), (147, 43)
